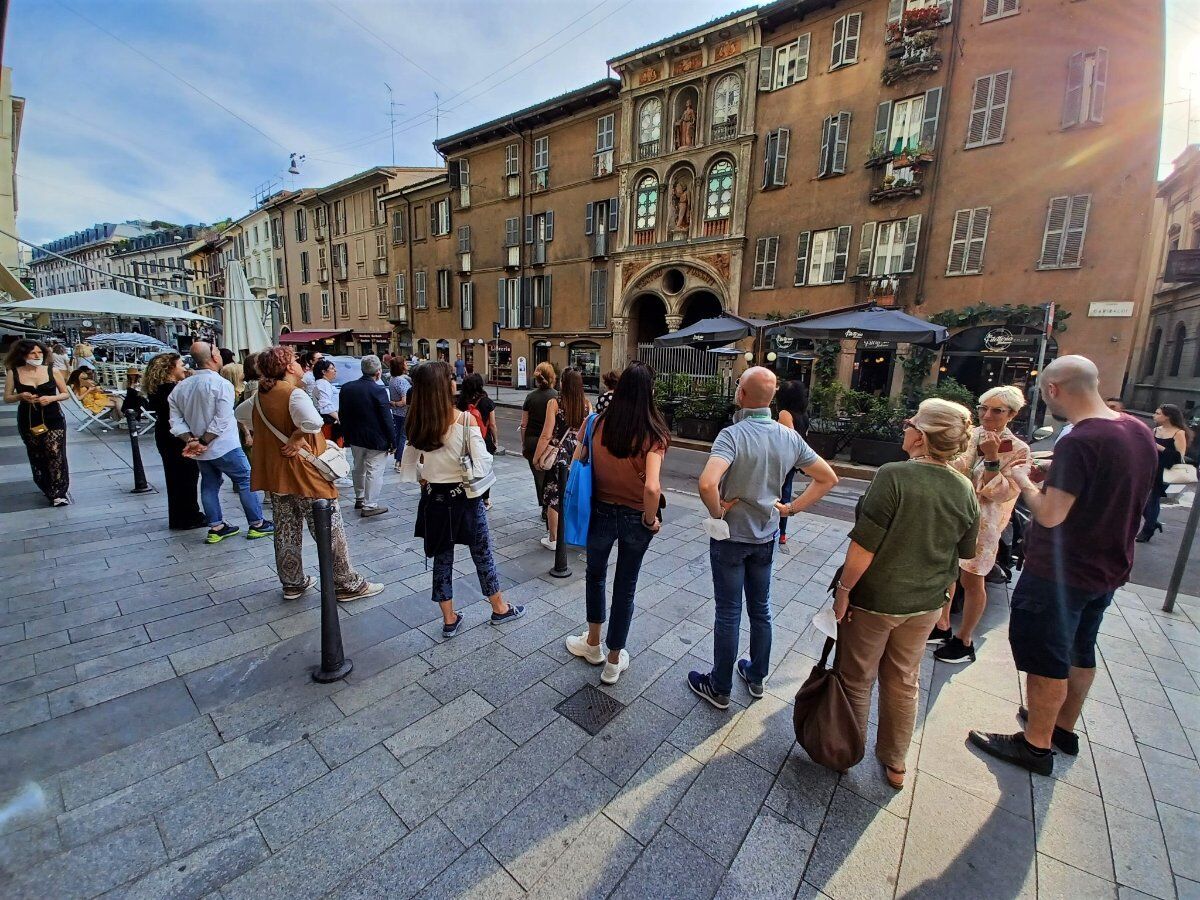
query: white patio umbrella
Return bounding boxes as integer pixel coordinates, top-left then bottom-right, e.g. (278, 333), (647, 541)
(221, 262), (272, 358)
(0, 289), (214, 322)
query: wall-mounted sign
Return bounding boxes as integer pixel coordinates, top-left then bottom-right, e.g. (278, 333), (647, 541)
(844, 329), (864, 339)
(859, 339), (895, 350)
(1087, 301), (1134, 318)
(983, 328), (1015, 352)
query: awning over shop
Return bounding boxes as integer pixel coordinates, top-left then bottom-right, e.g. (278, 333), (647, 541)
(1, 289), (214, 322)
(653, 314), (769, 349)
(279, 329), (350, 344)
(782, 305), (947, 346)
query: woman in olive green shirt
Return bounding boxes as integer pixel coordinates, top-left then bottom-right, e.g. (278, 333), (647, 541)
(831, 399), (979, 789)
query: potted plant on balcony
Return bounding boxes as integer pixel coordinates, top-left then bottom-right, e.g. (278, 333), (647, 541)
(675, 380), (733, 443)
(849, 396), (908, 466)
(865, 140), (891, 168)
(902, 6), (945, 32)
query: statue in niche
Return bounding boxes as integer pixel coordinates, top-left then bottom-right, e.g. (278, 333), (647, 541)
(674, 98), (697, 149)
(671, 178), (692, 232)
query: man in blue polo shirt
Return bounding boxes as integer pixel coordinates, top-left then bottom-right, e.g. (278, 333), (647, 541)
(689, 366), (839, 709)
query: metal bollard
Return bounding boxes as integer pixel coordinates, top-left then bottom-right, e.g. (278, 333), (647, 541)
(1163, 490), (1199, 614)
(311, 498), (353, 682)
(125, 411), (156, 494)
(549, 462), (572, 579)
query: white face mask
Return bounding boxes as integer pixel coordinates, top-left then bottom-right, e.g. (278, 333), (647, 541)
(25, 356), (45, 366)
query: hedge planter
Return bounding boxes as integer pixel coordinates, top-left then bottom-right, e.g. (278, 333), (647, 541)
(850, 437), (908, 467)
(676, 416), (727, 443)
(806, 432), (843, 460)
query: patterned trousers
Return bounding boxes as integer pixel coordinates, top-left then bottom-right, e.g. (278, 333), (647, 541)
(23, 427), (69, 502)
(270, 493), (365, 595)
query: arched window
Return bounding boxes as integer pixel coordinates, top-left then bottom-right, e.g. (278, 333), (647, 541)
(638, 98), (663, 156)
(417, 338), (430, 359)
(634, 175), (659, 233)
(704, 160), (735, 221)
(711, 74), (741, 128)
(1144, 327), (1162, 378)
(1169, 323), (1187, 377)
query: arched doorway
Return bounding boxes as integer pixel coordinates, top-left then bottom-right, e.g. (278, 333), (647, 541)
(435, 339), (450, 362)
(629, 293), (668, 358)
(680, 290), (722, 328)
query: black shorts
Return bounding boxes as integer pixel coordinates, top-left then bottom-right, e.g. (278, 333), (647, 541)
(1008, 571), (1113, 679)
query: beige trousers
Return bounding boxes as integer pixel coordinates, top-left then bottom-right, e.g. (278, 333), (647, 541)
(835, 607), (940, 771)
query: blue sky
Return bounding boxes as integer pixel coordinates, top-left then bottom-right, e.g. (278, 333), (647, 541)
(9, 0), (1200, 245)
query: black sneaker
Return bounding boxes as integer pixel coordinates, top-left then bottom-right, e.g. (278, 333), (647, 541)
(736, 659), (765, 699)
(490, 605), (526, 625)
(926, 625), (952, 645)
(1017, 705), (1080, 756)
(934, 636), (976, 665)
(687, 671), (730, 710)
(968, 730), (1054, 776)
(442, 614), (464, 638)
(205, 523), (240, 544)
(984, 566), (1010, 585)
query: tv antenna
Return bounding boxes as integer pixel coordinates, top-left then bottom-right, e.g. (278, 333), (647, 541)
(385, 83), (404, 166)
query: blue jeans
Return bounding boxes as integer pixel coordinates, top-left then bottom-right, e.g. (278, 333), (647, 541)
(197, 447), (263, 528)
(585, 502), (655, 652)
(392, 414), (407, 462)
(709, 538), (775, 696)
(779, 469), (798, 537)
(1142, 485), (1162, 531)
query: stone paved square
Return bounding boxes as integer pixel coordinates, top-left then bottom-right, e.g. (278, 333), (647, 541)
(0, 405), (1198, 899)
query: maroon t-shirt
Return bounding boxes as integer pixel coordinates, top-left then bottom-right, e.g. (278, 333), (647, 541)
(1025, 414), (1158, 593)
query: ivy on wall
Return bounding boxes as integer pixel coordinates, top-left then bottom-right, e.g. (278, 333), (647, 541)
(928, 303), (1071, 332)
(900, 346), (936, 398)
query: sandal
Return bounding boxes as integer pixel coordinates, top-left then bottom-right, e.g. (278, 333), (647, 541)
(883, 764), (906, 790)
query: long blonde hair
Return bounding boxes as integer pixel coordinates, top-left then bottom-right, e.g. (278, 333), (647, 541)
(220, 362), (245, 399)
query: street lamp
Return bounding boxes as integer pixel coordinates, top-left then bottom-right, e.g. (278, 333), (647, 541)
(743, 351), (754, 362)
(766, 351), (778, 362)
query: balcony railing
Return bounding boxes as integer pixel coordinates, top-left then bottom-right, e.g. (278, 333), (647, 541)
(318, 267), (329, 283)
(710, 119), (737, 143)
(702, 218), (729, 238)
(530, 170), (548, 192)
(531, 242), (546, 266)
(314, 224), (327, 241)
(591, 232), (608, 259)
(634, 229), (656, 246)
(373, 257), (388, 276)
(637, 139), (660, 160)
(594, 150), (613, 177)
(505, 245), (520, 269)
(458, 251), (472, 274)
(869, 161), (929, 203)
(334, 266), (348, 281)
(855, 274), (904, 307)
(387, 303), (408, 325)
(246, 275), (266, 290)
(882, 28), (943, 85)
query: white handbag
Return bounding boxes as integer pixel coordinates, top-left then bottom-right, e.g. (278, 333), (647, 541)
(1164, 463), (1198, 486)
(459, 413), (496, 499)
(253, 391), (351, 483)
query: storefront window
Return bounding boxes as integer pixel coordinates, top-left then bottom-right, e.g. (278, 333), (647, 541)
(852, 341), (895, 396)
(569, 341), (602, 392)
(488, 339), (512, 386)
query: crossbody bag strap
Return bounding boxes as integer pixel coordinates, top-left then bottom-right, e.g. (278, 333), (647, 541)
(254, 390), (317, 461)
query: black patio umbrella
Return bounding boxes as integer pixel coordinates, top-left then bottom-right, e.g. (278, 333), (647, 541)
(652, 314), (768, 350)
(782, 305), (948, 346)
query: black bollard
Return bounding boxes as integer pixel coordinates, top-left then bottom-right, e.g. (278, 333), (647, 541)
(311, 498), (353, 682)
(1163, 491), (1199, 614)
(125, 411), (156, 494)
(549, 462), (572, 578)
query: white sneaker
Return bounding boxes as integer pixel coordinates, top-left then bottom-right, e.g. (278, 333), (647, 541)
(601, 650), (630, 684)
(540, 537), (557, 551)
(566, 633), (605, 665)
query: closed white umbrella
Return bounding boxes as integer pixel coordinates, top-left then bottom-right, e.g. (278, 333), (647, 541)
(221, 262), (272, 358)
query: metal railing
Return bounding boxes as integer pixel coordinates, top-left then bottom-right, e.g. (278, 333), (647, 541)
(638, 139), (660, 160)
(636, 343), (719, 382)
(710, 120), (737, 142)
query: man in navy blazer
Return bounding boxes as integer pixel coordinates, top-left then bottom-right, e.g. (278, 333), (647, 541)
(338, 355), (396, 517)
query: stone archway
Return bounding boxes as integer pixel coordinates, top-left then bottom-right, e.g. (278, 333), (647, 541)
(680, 289), (723, 328)
(627, 292), (668, 360)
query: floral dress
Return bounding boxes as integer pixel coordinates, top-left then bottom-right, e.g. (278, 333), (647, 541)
(541, 407), (585, 509)
(953, 425), (1030, 575)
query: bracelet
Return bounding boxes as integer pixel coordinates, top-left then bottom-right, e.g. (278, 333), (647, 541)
(983, 459), (1001, 471)
(835, 580), (852, 593)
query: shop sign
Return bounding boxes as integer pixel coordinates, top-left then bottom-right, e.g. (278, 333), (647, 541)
(1087, 301), (1134, 318)
(983, 328), (1015, 352)
(844, 329), (864, 339)
(859, 339), (894, 350)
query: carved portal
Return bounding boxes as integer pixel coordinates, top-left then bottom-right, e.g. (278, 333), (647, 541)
(713, 39), (742, 62)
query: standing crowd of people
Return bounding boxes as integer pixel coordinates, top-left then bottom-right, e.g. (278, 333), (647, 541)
(3, 337), (1191, 791)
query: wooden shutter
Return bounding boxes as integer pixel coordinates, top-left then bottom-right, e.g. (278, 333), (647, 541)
(887, 0), (904, 25)
(754, 237), (769, 287)
(874, 101), (892, 151)
(1063, 51), (1085, 128)
(759, 46), (775, 91)
(545, 210), (555, 241)
(1061, 195), (1090, 267)
(833, 225), (852, 283)
(764, 237), (779, 287)
(608, 197), (619, 232)
(857, 222), (877, 276)
(831, 15), (845, 68)
(520, 276), (532, 327)
(1039, 196), (1070, 267)
(504, 217), (517, 247)
(590, 269), (607, 327)
(843, 13), (861, 64)
(762, 130), (778, 189)
(457, 225), (470, 254)
(833, 111), (851, 174)
(585, 202), (594, 236)
(947, 208), (972, 274)
(920, 87), (942, 147)
(795, 34), (811, 81)
(965, 207), (991, 273)
(448, 160), (461, 189)
(774, 127), (791, 185)
(966, 75), (991, 147)
(901, 214), (922, 273)
(430, 203), (438, 235)
(819, 116), (834, 177)
(497, 277), (507, 328)
(543, 274), (552, 328)
(524, 215), (534, 244)
(1089, 47), (1108, 123)
(460, 282), (473, 330)
(985, 71), (1011, 144)
(794, 231), (811, 285)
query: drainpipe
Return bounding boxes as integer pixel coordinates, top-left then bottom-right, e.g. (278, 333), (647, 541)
(405, 191), (414, 354)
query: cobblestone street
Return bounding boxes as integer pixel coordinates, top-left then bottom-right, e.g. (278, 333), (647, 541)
(1, 404), (1199, 899)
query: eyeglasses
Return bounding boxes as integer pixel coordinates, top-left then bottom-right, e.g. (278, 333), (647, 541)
(902, 419), (916, 431)
(976, 405), (1009, 416)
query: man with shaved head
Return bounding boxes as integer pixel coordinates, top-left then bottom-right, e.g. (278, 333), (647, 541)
(970, 355), (1156, 775)
(689, 366), (838, 709)
(168, 341), (273, 544)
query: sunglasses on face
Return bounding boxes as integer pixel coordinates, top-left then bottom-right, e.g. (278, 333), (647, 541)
(976, 405), (1009, 416)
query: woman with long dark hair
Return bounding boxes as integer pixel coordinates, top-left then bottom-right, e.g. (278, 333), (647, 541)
(776, 379), (811, 546)
(388, 356), (412, 471)
(4, 339), (71, 506)
(401, 360), (524, 637)
(534, 367), (591, 549)
(564, 361), (668, 685)
(1138, 403), (1191, 543)
(144, 352), (206, 529)
(457, 373), (496, 508)
(520, 361), (558, 517)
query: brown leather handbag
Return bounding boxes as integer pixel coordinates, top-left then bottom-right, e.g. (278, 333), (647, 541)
(792, 634), (865, 773)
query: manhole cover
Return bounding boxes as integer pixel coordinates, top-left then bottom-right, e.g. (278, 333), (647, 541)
(555, 684), (625, 735)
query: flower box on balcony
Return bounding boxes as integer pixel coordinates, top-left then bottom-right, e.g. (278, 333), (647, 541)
(881, 52), (943, 86)
(865, 149), (892, 169)
(891, 151), (934, 169)
(903, 7), (945, 32)
(870, 182), (923, 203)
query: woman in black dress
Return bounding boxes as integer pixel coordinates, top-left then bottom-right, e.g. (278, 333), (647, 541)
(143, 352), (206, 530)
(1137, 403), (1191, 543)
(3, 339), (71, 506)
(776, 379), (811, 547)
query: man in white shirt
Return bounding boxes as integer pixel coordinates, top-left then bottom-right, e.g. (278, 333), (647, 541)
(169, 341), (273, 544)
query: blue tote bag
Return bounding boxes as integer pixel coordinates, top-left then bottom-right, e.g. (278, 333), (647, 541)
(563, 413), (598, 547)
